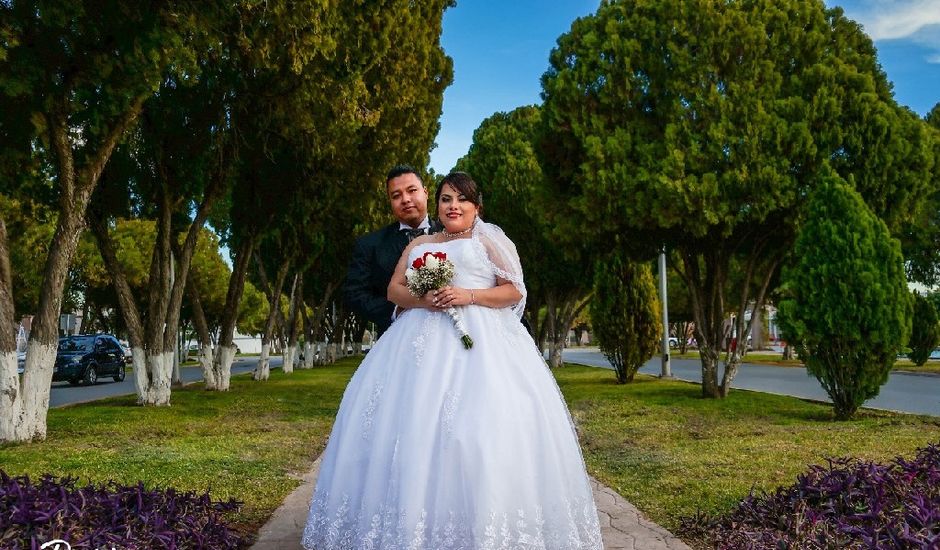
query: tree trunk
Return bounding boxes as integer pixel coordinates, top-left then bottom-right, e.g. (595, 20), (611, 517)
(213, 236), (256, 391)
(548, 340), (564, 368)
(172, 341), (182, 387)
(255, 342), (271, 381)
(213, 345), (236, 390)
(185, 277), (217, 388)
(310, 284), (337, 366)
(254, 254), (291, 380)
(674, 237), (782, 399)
(283, 273), (301, 374)
(0, 97), (146, 441)
(299, 300), (315, 369)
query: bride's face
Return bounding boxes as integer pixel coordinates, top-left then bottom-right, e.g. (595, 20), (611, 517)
(438, 183), (479, 234)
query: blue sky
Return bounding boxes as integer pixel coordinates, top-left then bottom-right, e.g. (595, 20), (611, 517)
(429, 0), (940, 174)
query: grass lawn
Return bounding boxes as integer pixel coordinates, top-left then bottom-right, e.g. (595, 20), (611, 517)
(556, 364), (940, 535)
(2, 357), (939, 546)
(0, 359), (358, 538)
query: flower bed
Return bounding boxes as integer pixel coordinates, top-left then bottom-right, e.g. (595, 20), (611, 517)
(0, 470), (246, 549)
(680, 442), (940, 548)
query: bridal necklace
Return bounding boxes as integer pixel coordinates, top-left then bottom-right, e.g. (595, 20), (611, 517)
(442, 218), (476, 239)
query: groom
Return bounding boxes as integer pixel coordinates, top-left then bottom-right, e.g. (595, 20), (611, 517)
(345, 165), (442, 337)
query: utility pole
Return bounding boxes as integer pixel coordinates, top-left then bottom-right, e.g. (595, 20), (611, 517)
(658, 247), (672, 378)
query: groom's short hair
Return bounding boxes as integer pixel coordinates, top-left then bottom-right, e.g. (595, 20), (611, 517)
(386, 164), (422, 188)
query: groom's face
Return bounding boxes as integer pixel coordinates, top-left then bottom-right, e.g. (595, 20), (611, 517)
(387, 173), (429, 228)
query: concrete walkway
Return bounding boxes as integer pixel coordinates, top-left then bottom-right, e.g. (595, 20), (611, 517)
(250, 456), (691, 550)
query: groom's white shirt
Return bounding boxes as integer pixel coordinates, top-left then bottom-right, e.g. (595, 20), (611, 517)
(399, 216), (431, 232)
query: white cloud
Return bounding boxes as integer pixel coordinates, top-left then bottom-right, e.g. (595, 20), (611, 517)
(847, 0), (940, 41)
(927, 52), (940, 63)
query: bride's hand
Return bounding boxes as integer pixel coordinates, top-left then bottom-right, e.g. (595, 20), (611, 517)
(432, 286), (472, 308)
(417, 292), (440, 310)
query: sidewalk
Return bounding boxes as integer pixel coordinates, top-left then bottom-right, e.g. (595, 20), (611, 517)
(250, 456), (691, 550)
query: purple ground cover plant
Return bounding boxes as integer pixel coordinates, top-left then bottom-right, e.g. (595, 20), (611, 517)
(0, 470), (247, 549)
(680, 442), (940, 549)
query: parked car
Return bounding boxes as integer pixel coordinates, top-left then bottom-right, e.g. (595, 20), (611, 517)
(54, 334), (127, 385)
(118, 340), (133, 364)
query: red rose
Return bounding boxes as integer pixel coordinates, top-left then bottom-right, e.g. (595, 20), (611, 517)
(412, 257), (424, 269)
(433, 252), (446, 260)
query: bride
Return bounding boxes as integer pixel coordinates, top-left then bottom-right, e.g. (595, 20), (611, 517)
(302, 172), (603, 549)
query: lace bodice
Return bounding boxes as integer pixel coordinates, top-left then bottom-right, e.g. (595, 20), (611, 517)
(409, 238), (497, 290)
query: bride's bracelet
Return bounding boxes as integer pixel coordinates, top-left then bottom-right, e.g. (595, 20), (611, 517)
(470, 290), (475, 305)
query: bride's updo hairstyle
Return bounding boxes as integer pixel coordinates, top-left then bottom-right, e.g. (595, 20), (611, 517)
(436, 171), (483, 214)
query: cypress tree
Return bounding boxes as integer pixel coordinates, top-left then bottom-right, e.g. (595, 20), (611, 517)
(908, 293), (940, 367)
(590, 253), (662, 384)
(778, 176), (911, 419)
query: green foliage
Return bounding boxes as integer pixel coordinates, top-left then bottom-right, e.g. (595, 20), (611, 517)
(236, 282), (268, 337)
(0, 195), (56, 316)
(455, 106), (591, 342)
(590, 253), (662, 383)
(900, 104), (940, 286)
(908, 293), (940, 367)
(539, 0), (933, 396)
(778, 177), (912, 419)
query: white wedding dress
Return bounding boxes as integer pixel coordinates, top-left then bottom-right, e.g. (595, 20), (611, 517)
(302, 233), (603, 550)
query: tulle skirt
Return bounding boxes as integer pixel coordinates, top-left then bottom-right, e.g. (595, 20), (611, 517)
(302, 305), (603, 549)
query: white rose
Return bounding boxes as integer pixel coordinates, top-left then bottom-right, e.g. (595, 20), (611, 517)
(426, 255), (440, 269)
(405, 268), (415, 282)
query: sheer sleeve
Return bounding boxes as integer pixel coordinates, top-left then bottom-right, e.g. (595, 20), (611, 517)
(470, 220), (526, 318)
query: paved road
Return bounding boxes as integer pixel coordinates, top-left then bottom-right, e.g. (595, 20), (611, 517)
(50, 356), (281, 408)
(563, 348), (940, 417)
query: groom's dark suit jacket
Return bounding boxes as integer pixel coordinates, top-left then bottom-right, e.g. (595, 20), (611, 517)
(345, 222), (407, 337)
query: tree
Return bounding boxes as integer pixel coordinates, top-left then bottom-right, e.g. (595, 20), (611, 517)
(540, 0), (933, 398)
(590, 252), (662, 383)
(0, 0), (215, 441)
(901, 103), (940, 286)
(908, 293), (940, 367)
(455, 106), (592, 367)
(210, 0), (453, 383)
(777, 177), (911, 419)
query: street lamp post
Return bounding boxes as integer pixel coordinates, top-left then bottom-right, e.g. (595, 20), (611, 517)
(658, 247), (672, 378)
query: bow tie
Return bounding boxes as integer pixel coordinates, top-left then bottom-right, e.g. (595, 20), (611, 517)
(403, 227), (427, 242)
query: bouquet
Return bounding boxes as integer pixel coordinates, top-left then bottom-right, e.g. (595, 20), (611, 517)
(405, 251), (473, 349)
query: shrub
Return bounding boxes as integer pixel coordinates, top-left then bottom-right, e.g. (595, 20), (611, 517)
(778, 176), (911, 419)
(0, 470), (246, 549)
(909, 292), (940, 367)
(590, 251), (661, 383)
(679, 441), (940, 549)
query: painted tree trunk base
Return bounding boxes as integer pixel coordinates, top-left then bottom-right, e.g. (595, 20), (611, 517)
(282, 345), (296, 374)
(172, 349), (182, 387)
(255, 343), (270, 381)
(314, 342), (327, 366)
(0, 341), (57, 442)
(323, 346), (334, 364)
(137, 352), (174, 406)
(301, 342), (314, 369)
(199, 347), (216, 389)
(208, 345), (235, 390)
